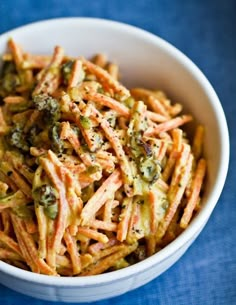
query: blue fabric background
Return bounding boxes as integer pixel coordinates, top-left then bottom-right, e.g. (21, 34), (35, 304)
(0, 0), (235, 304)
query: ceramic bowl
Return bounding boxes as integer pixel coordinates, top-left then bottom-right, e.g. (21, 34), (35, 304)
(0, 18), (229, 302)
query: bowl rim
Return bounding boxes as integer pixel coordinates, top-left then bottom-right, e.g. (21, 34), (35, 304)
(0, 17), (230, 286)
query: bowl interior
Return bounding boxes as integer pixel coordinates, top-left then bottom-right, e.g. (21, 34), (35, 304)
(0, 18), (229, 286)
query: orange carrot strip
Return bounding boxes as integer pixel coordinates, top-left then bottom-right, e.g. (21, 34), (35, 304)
(83, 91), (130, 117)
(0, 230), (22, 257)
(8, 39), (24, 68)
(88, 219), (117, 232)
(127, 200), (144, 242)
(70, 104), (102, 152)
(192, 125), (204, 160)
(146, 110), (168, 123)
(146, 235), (156, 257)
(80, 169), (122, 225)
(0, 108), (9, 134)
(0, 248), (23, 261)
(130, 88), (170, 117)
(9, 169), (32, 198)
(93, 244), (127, 260)
(23, 110), (40, 133)
(81, 57), (130, 97)
(117, 197), (133, 242)
(11, 214), (56, 274)
(162, 129), (183, 182)
(24, 218), (37, 234)
(40, 158), (68, 255)
(21, 54), (51, 69)
(170, 143), (191, 188)
(92, 53), (107, 68)
(172, 128), (183, 152)
(4, 152), (34, 184)
(48, 149), (81, 198)
(147, 95), (170, 117)
(64, 228), (81, 274)
(35, 205), (47, 259)
(16, 216), (56, 275)
(14, 231), (39, 272)
(68, 59), (84, 88)
(144, 115), (193, 137)
(60, 121), (94, 166)
(156, 140), (168, 162)
(80, 243), (137, 276)
(46, 218), (56, 269)
(3, 96), (26, 104)
(156, 153), (193, 240)
(107, 63), (119, 80)
(103, 199), (119, 222)
(33, 46), (64, 96)
(88, 237), (119, 255)
(1, 210), (10, 234)
(180, 158), (207, 228)
(89, 104), (133, 196)
(77, 227), (109, 243)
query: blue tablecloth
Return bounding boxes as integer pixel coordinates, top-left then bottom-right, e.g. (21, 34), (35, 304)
(0, 1), (235, 304)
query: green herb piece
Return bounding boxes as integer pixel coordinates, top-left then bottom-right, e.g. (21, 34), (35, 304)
(1, 73), (21, 93)
(86, 164), (101, 174)
(49, 123), (64, 154)
(79, 115), (91, 129)
(81, 184), (94, 203)
(44, 203), (58, 220)
(61, 60), (74, 85)
(7, 125), (29, 152)
(123, 96), (135, 109)
(139, 156), (162, 183)
(33, 94), (60, 126)
(33, 184), (58, 220)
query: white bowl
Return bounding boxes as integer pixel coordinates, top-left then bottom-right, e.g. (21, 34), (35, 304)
(0, 18), (229, 302)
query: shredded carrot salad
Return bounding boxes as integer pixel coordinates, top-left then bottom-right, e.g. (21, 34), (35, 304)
(0, 39), (206, 276)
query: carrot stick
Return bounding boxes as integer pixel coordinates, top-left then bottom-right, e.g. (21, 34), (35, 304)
(81, 57), (130, 97)
(144, 115), (193, 137)
(156, 153), (193, 240)
(92, 53), (107, 68)
(192, 125), (204, 160)
(8, 39), (24, 68)
(0, 248), (24, 262)
(33, 46), (64, 95)
(83, 91), (130, 117)
(80, 169), (122, 225)
(80, 242), (137, 276)
(107, 63), (119, 80)
(77, 227), (109, 243)
(0, 230), (23, 257)
(117, 197), (133, 242)
(180, 158), (206, 228)
(103, 199), (119, 222)
(21, 54), (51, 69)
(40, 158), (68, 255)
(35, 205), (47, 259)
(60, 121), (94, 166)
(11, 214), (56, 275)
(64, 228), (81, 274)
(0, 108), (9, 134)
(3, 96), (26, 104)
(89, 104), (133, 196)
(88, 237), (119, 255)
(68, 59), (84, 88)
(88, 219), (117, 231)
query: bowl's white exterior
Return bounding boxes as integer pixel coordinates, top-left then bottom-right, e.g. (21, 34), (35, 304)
(0, 18), (229, 302)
